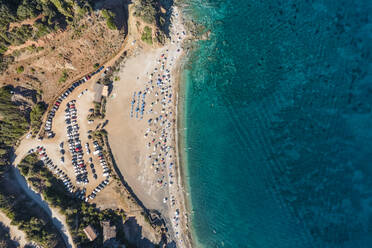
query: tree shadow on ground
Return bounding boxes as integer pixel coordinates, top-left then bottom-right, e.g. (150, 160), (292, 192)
(123, 217), (158, 248)
(159, 0), (174, 37)
(0, 222), (19, 248)
(93, 0), (130, 33)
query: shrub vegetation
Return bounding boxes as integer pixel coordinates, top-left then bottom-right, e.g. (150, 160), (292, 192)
(59, 70), (68, 83)
(0, 86), (29, 165)
(133, 0), (158, 24)
(141, 26), (153, 45)
(30, 101), (47, 133)
(101, 9), (117, 30)
(133, 0), (167, 40)
(16, 65), (24, 73)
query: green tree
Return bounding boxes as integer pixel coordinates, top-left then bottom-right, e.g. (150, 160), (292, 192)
(101, 9), (117, 30)
(141, 26), (152, 45)
(49, 0), (74, 18)
(59, 70), (68, 83)
(16, 65), (24, 73)
(30, 101), (46, 131)
(17, 0), (39, 20)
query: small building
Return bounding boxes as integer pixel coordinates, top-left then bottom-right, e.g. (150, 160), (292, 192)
(102, 85), (109, 97)
(83, 225), (98, 241)
(93, 82), (104, 102)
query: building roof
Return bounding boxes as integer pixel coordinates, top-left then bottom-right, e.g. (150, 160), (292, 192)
(101, 221), (116, 242)
(83, 225), (98, 241)
(93, 82), (104, 102)
(102, 85), (109, 97)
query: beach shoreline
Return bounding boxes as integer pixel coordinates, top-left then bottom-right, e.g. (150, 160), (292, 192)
(156, 7), (194, 247)
(104, 5), (194, 247)
(174, 51), (193, 247)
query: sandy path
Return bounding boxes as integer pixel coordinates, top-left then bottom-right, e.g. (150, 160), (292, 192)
(9, 14), (44, 30)
(5, 14), (45, 56)
(4, 40), (45, 56)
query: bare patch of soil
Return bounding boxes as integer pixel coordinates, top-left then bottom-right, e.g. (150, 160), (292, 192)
(0, 12), (126, 103)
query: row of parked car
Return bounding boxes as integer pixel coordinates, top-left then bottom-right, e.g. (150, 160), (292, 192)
(65, 101), (89, 185)
(28, 146), (75, 193)
(44, 65), (105, 138)
(74, 188), (87, 201)
(87, 178), (110, 200)
(92, 140), (111, 177)
(28, 146), (94, 202)
(26, 144), (111, 202)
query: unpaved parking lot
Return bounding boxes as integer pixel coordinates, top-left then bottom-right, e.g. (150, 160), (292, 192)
(47, 82), (110, 198)
(16, 78), (110, 201)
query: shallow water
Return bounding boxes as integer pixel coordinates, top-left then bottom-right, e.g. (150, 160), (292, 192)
(182, 0), (372, 247)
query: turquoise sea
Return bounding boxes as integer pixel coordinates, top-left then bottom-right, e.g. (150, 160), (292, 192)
(180, 0), (372, 247)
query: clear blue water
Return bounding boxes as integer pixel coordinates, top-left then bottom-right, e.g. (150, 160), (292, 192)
(181, 0), (372, 247)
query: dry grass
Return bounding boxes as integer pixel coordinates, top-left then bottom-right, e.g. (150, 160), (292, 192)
(0, 13), (125, 103)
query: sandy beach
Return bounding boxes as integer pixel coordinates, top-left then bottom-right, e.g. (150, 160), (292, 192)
(105, 6), (192, 247)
